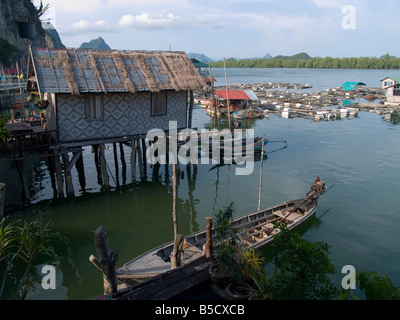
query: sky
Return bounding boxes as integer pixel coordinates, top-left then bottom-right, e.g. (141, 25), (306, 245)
(33, 0), (400, 60)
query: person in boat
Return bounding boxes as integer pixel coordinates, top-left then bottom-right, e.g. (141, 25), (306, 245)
(312, 176), (325, 194)
(307, 176), (326, 198)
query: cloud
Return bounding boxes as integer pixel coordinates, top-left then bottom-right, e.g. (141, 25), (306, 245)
(311, 0), (348, 8)
(62, 19), (117, 34)
(119, 13), (180, 29)
(118, 12), (219, 30)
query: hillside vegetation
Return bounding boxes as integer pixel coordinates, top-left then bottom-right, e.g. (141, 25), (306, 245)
(210, 53), (400, 69)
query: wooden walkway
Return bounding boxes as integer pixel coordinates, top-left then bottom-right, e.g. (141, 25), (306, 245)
(109, 256), (216, 300)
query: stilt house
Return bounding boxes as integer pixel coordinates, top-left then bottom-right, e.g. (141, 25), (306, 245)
(26, 47), (205, 147)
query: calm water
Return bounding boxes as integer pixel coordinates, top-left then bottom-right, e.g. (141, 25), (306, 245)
(2, 68), (400, 300)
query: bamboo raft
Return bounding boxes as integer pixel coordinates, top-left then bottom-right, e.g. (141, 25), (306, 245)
(117, 182), (324, 285)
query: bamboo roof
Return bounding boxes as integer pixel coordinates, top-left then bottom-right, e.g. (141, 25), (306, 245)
(27, 47), (205, 95)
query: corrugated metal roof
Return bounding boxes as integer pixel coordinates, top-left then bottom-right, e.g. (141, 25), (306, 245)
(214, 89), (251, 100)
(243, 89), (259, 101)
(28, 48), (205, 94)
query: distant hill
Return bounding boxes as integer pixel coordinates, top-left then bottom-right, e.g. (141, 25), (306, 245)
(272, 52), (311, 60)
(248, 53), (273, 60)
(187, 52), (215, 63)
(42, 22), (66, 49)
(79, 37), (111, 50)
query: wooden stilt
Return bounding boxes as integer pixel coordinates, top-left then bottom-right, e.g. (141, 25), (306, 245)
(113, 142), (120, 186)
(53, 151), (64, 199)
(119, 142), (127, 185)
(89, 226), (118, 295)
(99, 144), (110, 190)
(136, 139), (145, 182)
(46, 154), (58, 198)
(258, 134), (265, 211)
(130, 140), (137, 184)
(93, 145), (103, 186)
(75, 149), (86, 192)
(142, 139), (147, 179)
(172, 163), (178, 237)
(14, 159), (31, 205)
(62, 152), (74, 197)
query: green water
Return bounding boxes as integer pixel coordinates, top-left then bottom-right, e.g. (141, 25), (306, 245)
(2, 68), (400, 300)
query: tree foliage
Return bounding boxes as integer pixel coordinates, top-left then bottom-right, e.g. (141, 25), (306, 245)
(0, 38), (20, 67)
(0, 218), (67, 300)
(210, 55), (400, 69)
(266, 226), (338, 300)
(339, 270), (400, 300)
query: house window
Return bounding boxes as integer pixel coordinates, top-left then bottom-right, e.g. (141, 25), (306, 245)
(85, 94), (104, 120)
(151, 91), (167, 116)
(394, 85), (400, 96)
(385, 81), (393, 87)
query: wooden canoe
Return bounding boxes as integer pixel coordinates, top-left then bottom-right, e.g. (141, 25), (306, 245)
(117, 191), (321, 284)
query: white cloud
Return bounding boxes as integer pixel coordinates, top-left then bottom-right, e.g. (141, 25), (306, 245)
(62, 19), (117, 34)
(118, 12), (219, 30)
(119, 13), (180, 29)
(311, 0), (348, 8)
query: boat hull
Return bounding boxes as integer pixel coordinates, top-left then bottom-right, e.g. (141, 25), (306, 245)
(117, 197), (318, 284)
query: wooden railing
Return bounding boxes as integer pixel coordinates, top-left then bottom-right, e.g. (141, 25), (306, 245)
(0, 130), (56, 155)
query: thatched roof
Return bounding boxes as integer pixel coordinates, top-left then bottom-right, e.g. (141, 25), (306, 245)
(27, 47), (205, 95)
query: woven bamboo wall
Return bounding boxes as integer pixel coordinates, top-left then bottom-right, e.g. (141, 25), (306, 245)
(52, 90), (187, 143)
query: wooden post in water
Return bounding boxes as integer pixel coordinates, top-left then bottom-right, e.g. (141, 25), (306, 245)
(171, 234), (183, 269)
(172, 163), (178, 237)
(130, 140), (137, 184)
(113, 142), (120, 186)
(203, 217), (213, 258)
(62, 152), (74, 197)
(93, 145), (103, 186)
(99, 144), (110, 190)
(258, 134), (265, 211)
(224, 58), (231, 129)
(142, 138), (147, 179)
(14, 159), (30, 205)
(46, 155), (57, 198)
(170, 163), (182, 268)
(136, 139), (145, 182)
(75, 149), (86, 192)
(53, 151), (64, 199)
(0, 183), (5, 220)
(119, 142), (127, 185)
(90, 226), (118, 295)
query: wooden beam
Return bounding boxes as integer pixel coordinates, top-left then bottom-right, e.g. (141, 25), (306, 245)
(66, 149), (82, 172)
